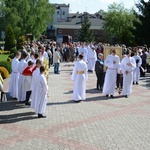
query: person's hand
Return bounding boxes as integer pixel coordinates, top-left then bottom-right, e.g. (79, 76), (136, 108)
(125, 70), (128, 74)
(113, 60), (116, 64)
(127, 62), (132, 66)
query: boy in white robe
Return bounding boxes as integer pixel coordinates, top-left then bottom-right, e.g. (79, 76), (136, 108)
(71, 54), (88, 102)
(30, 59), (42, 110)
(18, 52), (28, 102)
(34, 66), (48, 118)
(120, 49), (136, 98)
(9, 52), (21, 99)
(103, 49), (120, 98)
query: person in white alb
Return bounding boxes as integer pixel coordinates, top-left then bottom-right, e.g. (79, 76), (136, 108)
(9, 52), (21, 99)
(132, 51), (142, 85)
(120, 49), (136, 98)
(103, 49), (120, 98)
(71, 54), (88, 102)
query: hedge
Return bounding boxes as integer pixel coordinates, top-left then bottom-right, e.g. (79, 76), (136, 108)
(0, 67), (9, 79)
(0, 61), (11, 73)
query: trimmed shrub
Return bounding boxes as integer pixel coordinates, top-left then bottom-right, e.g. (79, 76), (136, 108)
(0, 61), (11, 73)
(10, 47), (17, 54)
(7, 57), (12, 63)
(0, 67), (9, 79)
(8, 53), (15, 59)
(17, 35), (25, 50)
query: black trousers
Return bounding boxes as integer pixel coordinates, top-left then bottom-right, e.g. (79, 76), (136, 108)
(96, 73), (104, 89)
(26, 91), (31, 102)
(117, 74), (123, 89)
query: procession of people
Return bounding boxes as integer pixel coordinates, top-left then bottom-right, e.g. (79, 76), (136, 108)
(6, 40), (150, 117)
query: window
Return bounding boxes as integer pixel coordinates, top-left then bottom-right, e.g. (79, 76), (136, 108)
(59, 30), (62, 34)
(74, 30), (78, 35)
(57, 11), (60, 15)
(63, 11), (65, 15)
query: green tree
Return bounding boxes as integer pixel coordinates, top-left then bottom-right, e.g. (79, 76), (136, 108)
(134, 0), (150, 46)
(104, 3), (137, 45)
(4, 24), (16, 50)
(79, 14), (94, 42)
(0, 0), (55, 39)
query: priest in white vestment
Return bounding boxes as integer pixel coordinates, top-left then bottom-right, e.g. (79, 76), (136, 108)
(78, 44), (88, 63)
(34, 66), (48, 118)
(9, 52), (21, 99)
(120, 49), (136, 98)
(18, 52), (28, 102)
(71, 54), (88, 102)
(103, 50), (120, 98)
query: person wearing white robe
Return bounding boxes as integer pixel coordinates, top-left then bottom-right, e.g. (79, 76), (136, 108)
(30, 60), (42, 110)
(71, 54), (88, 102)
(18, 52), (28, 102)
(78, 44), (88, 63)
(132, 52), (142, 85)
(103, 50), (120, 98)
(9, 52), (21, 99)
(34, 66), (48, 118)
(87, 46), (97, 72)
(120, 49), (136, 98)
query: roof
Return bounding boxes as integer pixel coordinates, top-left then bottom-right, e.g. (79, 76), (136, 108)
(51, 3), (69, 8)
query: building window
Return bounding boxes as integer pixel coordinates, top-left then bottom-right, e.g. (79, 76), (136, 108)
(59, 30), (62, 34)
(63, 11), (65, 15)
(57, 11), (60, 15)
(74, 30), (78, 35)
(74, 37), (78, 42)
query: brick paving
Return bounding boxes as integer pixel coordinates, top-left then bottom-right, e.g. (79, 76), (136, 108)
(0, 62), (150, 150)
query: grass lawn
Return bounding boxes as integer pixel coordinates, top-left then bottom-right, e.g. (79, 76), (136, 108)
(0, 54), (9, 61)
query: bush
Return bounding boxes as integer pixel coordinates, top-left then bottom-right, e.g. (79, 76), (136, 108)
(17, 35), (25, 50)
(0, 67), (9, 79)
(8, 53), (15, 59)
(10, 47), (17, 54)
(0, 61), (11, 73)
(7, 57), (12, 63)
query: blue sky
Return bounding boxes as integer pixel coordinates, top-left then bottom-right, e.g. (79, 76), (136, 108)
(49, 0), (145, 13)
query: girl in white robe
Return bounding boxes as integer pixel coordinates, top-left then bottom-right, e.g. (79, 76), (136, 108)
(9, 52), (21, 99)
(120, 50), (136, 98)
(71, 54), (88, 102)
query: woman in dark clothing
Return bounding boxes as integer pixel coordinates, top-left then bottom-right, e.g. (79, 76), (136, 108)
(95, 53), (104, 90)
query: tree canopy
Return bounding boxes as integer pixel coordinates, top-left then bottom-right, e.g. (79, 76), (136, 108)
(134, 0), (150, 46)
(79, 14), (94, 42)
(0, 0), (55, 40)
(104, 3), (137, 45)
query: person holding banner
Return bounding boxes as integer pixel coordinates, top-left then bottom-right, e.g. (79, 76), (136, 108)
(103, 49), (120, 98)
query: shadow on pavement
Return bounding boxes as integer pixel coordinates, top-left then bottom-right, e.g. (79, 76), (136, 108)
(0, 112), (37, 124)
(47, 100), (77, 106)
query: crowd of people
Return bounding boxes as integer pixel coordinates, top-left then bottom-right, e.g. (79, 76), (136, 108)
(1, 40), (150, 116)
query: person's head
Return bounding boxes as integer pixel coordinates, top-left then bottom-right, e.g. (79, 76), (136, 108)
(126, 49), (131, 56)
(22, 52), (28, 60)
(36, 59), (42, 68)
(79, 54), (84, 60)
(98, 53), (103, 60)
(34, 53), (39, 60)
(15, 51), (21, 59)
(28, 61), (34, 68)
(40, 66), (45, 74)
(111, 49), (116, 56)
(55, 48), (58, 51)
(30, 52), (35, 59)
(41, 47), (45, 53)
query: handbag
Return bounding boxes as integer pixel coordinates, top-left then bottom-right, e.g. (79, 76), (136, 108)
(1, 92), (7, 102)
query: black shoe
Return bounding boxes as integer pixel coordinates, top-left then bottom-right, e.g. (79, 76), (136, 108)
(133, 82), (135, 85)
(110, 95), (114, 98)
(19, 100), (26, 103)
(25, 102), (30, 105)
(74, 100), (81, 103)
(106, 95), (109, 97)
(136, 82), (139, 85)
(125, 95), (128, 98)
(13, 97), (18, 100)
(38, 114), (46, 118)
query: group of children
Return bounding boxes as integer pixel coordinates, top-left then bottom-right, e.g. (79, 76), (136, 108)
(9, 50), (48, 118)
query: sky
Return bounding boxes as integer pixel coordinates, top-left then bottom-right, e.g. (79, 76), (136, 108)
(49, 0), (147, 14)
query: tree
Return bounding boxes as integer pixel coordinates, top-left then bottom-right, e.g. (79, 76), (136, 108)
(0, 0), (55, 40)
(104, 3), (137, 45)
(79, 14), (94, 42)
(134, 0), (150, 46)
(4, 24), (16, 50)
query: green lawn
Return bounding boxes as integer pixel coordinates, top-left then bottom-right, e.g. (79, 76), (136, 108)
(0, 54), (9, 61)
